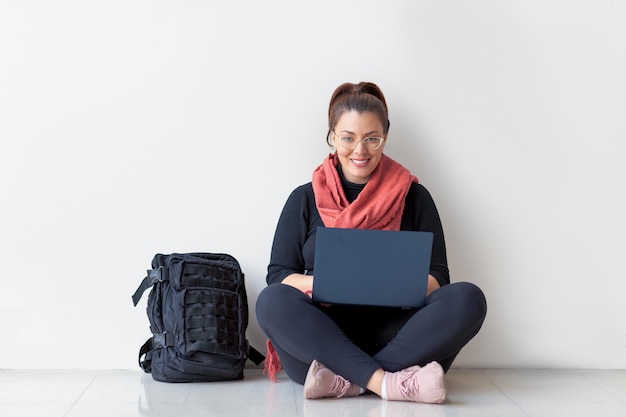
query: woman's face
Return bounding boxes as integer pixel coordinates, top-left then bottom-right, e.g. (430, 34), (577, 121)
(331, 110), (386, 184)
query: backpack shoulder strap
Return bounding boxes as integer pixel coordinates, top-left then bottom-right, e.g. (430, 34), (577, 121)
(247, 344), (265, 366)
(138, 338), (153, 372)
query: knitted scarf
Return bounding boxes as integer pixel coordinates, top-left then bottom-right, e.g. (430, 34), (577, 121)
(263, 153), (418, 382)
(312, 153), (418, 230)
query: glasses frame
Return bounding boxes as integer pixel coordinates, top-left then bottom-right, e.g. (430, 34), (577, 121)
(331, 131), (386, 151)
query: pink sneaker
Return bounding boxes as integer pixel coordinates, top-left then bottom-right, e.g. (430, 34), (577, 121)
(303, 360), (362, 399)
(383, 362), (446, 404)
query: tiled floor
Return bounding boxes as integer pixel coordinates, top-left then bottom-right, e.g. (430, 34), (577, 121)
(1, 368), (625, 417)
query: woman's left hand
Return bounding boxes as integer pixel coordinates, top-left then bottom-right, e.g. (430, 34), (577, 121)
(426, 275), (440, 296)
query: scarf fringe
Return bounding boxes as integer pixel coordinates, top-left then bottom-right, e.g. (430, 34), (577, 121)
(263, 339), (282, 382)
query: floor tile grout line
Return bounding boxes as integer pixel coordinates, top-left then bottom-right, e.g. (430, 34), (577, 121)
(579, 370), (626, 406)
(62, 372), (99, 417)
(291, 379), (302, 417)
(479, 370), (532, 417)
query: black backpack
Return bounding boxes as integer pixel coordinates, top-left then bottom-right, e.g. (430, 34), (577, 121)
(132, 253), (264, 382)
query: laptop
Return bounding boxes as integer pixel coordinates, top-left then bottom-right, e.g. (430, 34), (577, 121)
(312, 227), (433, 308)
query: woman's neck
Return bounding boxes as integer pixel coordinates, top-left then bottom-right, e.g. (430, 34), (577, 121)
(337, 164), (366, 203)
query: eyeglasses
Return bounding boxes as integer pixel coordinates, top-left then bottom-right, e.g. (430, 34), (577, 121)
(332, 132), (385, 151)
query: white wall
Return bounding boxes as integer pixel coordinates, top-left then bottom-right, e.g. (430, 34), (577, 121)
(1, 0), (625, 370)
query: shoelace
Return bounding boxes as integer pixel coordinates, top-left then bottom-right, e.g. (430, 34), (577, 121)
(398, 369), (420, 398)
(329, 374), (352, 397)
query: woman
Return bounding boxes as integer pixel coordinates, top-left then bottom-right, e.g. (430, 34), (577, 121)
(256, 81), (487, 404)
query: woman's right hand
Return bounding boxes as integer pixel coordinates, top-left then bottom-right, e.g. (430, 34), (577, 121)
(281, 273), (314, 297)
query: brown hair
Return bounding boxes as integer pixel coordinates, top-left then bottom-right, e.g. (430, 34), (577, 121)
(327, 82), (390, 145)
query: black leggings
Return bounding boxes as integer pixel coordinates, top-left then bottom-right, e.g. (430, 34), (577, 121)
(255, 282), (487, 388)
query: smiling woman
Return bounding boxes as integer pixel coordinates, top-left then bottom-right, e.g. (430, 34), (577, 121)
(255, 81), (487, 404)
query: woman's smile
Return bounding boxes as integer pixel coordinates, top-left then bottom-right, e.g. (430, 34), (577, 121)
(350, 157), (371, 167)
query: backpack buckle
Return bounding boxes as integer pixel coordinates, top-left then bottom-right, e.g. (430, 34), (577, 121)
(153, 332), (174, 349)
(148, 266), (169, 283)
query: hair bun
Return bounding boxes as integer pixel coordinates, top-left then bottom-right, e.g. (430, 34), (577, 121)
(327, 81), (390, 137)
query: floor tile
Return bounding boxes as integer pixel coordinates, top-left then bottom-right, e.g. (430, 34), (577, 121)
(444, 370), (511, 404)
(298, 396), (383, 417)
(483, 369), (617, 405)
(0, 403), (71, 417)
(0, 384), (88, 405)
(0, 369), (97, 387)
(183, 371), (296, 403)
(426, 403), (528, 417)
(580, 369), (626, 403)
(66, 401), (300, 417)
(3, 368), (626, 417)
(520, 402), (626, 417)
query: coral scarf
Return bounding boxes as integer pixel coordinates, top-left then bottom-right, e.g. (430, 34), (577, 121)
(312, 153), (418, 230)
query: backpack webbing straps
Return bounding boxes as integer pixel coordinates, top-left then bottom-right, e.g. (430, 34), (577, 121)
(138, 333), (174, 373)
(132, 266), (170, 306)
(247, 344), (265, 366)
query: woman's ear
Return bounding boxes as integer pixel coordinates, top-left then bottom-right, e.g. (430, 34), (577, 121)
(327, 131), (337, 153)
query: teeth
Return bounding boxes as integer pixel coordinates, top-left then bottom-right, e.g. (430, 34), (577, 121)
(352, 159), (368, 166)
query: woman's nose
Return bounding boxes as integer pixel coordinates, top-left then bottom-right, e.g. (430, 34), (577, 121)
(353, 140), (368, 153)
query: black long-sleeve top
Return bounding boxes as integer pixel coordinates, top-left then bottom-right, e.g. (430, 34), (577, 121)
(266, 173), (450, 287)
